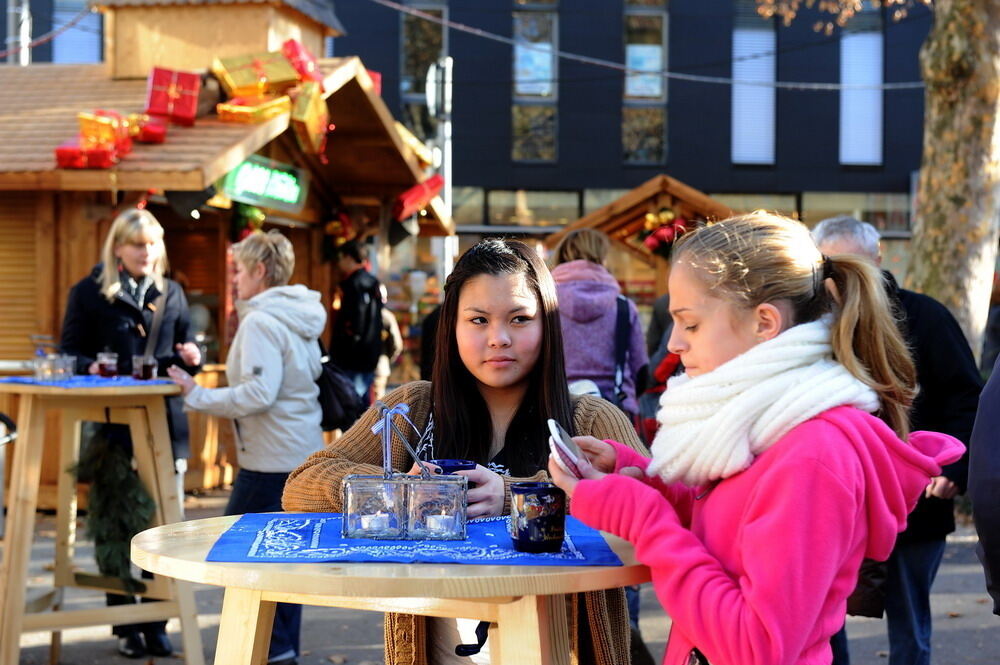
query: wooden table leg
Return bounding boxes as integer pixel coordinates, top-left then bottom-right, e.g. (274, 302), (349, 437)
(491, 594), (571, 665)
(0, 396), (46, 665)
(214, 588), (276, 665)
(125, 400), (205, 665)
(50, 409), (85, 663)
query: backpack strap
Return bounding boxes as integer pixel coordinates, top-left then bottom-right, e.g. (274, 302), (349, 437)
(613, 295), (630, 402)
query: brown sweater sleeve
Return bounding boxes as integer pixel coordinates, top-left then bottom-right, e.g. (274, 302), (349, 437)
(572, 394), (650, 456)
(281, 381), (433, 512)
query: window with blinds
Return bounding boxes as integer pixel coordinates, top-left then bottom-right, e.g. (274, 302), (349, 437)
(0, 194), (41, 361)
(52, 0), (102, 63)
(731, 1), (776, 165)
(840, 5), (884, 166)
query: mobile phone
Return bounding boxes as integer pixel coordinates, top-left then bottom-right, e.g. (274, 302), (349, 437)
(547, 418), (583, 478)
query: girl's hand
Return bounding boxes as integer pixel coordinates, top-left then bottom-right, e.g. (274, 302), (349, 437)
(463, 465), (505, 518)
(166, 365), (196, 396)
(548, 452), (606, 499)
(176, 342), (202, 367)
(574, 436), (618, 473)
(406, 461), (441, 476)
(87, 361), (99, 375)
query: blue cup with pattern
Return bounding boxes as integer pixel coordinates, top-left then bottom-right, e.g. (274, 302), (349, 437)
(509, 482), (565, 553)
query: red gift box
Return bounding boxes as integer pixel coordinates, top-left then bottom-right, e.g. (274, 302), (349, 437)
(145, 67), (201, 126)
(136, 116), (168, 143)
(55, 138), (117, 169)
(282, 39), (324, 89)
(393, 174), (444, 221)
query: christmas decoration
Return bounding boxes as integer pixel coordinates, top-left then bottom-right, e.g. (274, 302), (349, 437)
(126, 114), (168, 144)
(217, 94), (292, 123)
(145, 67), (201, 126)
(231, 203), (267, 242)
(637, 207), (689, 259)
(78, 110), (132, 156)
(393, 174), (444, 221)
(54, 138), (117, 169)
(281, 39), (324, 90)
(367, 69), (382, 96)
(211, 52), (299, 98)
(291, 81), (331, 155)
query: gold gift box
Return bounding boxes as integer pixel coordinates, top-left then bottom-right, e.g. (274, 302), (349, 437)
(211, 52), (300, 98)
(217, 95), (291, 124)
(291, 82), (328, 154)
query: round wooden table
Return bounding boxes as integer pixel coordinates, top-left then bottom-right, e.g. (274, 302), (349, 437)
(132, 514), (651, 665)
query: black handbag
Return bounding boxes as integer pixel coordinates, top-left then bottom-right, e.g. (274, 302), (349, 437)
(845, 557), (888, 618)
(316, 340), (365, 432)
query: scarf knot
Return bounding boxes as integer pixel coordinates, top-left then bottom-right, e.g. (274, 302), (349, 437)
(648, 317), (879, 486)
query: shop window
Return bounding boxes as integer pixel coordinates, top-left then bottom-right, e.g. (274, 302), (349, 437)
(512, 104), (557, 162)
(623, 107), (666, 164)
(840, 3), (883, 166)
(400, 4), (445, 143)
(623, 7), (667, 164)
(52, 0), (102, 63)
(710, 193), (798, 218)
(487, 190), (580, 226)
(453, 187), (485, 226)
(513, 9), (557, 162)
(801, 192), (909, 233)
(584, 189), (632, 215)
(731, 0), (776, 165)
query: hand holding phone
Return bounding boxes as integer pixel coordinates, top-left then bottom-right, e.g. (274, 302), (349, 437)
(548, 418), (583, 478)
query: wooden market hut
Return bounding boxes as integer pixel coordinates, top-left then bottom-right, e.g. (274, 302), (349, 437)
(545, 174), (733, 296)
(0, 0), (452, 503)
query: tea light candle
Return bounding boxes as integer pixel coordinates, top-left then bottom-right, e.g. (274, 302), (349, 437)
(359, 512), (389, 531)
(425, 512), (454, 534)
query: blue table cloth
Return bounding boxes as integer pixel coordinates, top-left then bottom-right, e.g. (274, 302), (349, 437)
(207, 513), (623, 567)
(0, 376), (173, 388)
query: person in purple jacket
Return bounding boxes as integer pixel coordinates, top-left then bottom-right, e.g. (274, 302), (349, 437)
(551, 229), (649, 418)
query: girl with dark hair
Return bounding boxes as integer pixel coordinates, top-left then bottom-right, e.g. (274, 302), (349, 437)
(283, 238), (644, 665)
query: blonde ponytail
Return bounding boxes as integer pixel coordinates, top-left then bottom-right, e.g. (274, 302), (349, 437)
(826, 255), (916, 438)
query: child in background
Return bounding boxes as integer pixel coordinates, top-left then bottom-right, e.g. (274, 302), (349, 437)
(548, 212), (965, 665)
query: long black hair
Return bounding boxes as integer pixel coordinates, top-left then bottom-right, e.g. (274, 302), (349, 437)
(430, 239), (574, 476)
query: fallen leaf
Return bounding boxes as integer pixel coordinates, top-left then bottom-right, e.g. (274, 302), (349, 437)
(947, 611), (963, 618)
(877, 650), (888, 658)
(328, 656), (347, 664)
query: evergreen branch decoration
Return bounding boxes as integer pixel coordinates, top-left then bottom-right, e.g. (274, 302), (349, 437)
(70, 426), (156, 593)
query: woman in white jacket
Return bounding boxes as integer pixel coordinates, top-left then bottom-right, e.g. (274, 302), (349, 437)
(168, 230), (325, 665)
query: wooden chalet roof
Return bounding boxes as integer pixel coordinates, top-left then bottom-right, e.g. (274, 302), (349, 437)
(0, 57), (452, 234)
(92, 0), (346, 35)
(545, 174), (733, 265)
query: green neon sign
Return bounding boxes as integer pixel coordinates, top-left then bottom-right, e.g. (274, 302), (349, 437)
(223, 155), (309, 213)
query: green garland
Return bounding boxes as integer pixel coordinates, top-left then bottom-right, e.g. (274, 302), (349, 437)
(71, 426), (156, 592)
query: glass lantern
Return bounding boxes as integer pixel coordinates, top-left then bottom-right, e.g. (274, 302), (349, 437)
(341, 401), (468, 540)
(341, 474), (409, 539)
(405, 474), (467, 540)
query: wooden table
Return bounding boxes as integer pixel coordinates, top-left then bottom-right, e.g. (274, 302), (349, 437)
(132, 515), (651, 665)
(0, 381), (204, 665)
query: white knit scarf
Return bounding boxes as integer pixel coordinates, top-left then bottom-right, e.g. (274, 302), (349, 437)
(647, 317), (880, 487)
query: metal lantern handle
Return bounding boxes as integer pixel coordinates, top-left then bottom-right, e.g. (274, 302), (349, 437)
(371, 401), (433, 480)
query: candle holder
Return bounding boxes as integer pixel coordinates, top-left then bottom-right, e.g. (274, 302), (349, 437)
(341, 401), (467, 540)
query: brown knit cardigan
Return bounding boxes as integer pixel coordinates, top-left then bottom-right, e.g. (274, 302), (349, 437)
(282, 381), (648, 665)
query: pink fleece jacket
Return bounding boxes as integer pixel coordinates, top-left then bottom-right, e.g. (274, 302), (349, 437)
(571, 406), (965, 665)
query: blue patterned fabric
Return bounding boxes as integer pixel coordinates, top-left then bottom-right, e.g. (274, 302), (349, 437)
(0, 376), (173, 388)
(207, 513), (623, 567)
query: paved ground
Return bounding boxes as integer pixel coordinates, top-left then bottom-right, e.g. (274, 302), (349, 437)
(8, 491), (998, 664)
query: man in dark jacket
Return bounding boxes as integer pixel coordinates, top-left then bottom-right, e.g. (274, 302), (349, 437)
(970, 357), (1000, 615)
(814, 216), (982, 665)
(331, 240), (383, 406)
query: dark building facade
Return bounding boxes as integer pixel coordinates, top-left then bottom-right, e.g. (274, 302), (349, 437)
(329, 0), (929, 245)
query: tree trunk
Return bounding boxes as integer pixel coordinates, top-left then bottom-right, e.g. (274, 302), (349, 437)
(906, 0), (1000, 361)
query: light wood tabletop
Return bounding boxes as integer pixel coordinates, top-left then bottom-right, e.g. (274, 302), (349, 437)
(0, 380), (180, 397)
(132, 514), (651, 665)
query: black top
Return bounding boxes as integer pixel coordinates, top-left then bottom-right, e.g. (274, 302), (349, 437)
(885, 271), (982, 543)
(59, 265), (199, 458)
(970, 355), (1000, 614)
(331, 268), (383, 373)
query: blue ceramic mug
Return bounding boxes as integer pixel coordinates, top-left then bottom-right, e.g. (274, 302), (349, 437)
(509, 482), (566, 553)
(428, 459), (477, 475)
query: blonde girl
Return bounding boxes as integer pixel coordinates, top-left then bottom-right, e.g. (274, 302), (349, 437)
(549, 213), (964, 665)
